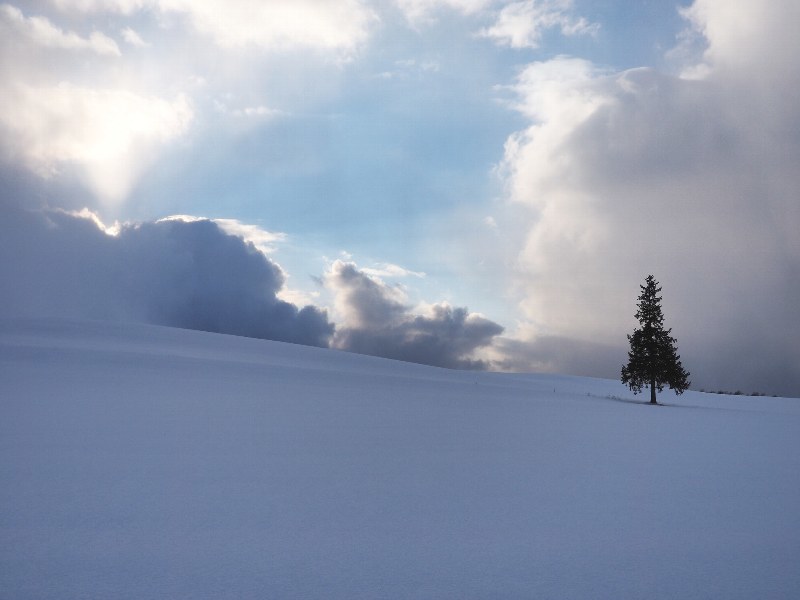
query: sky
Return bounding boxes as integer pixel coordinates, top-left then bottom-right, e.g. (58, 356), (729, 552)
(1, 0), (798, 396)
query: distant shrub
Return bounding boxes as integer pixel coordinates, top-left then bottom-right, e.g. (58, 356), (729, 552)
(701, 388), (775, 397)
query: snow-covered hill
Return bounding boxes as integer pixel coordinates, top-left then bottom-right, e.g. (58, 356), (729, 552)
(2, 319), (799, 599)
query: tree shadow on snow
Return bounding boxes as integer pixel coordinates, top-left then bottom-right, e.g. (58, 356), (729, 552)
(597, 393), (751, 413)
(593, 393), (691, 408)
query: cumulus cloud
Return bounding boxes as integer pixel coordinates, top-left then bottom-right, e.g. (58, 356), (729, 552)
(678, 0), (800, 84)
(0, 202), (503, 369)
(0, 201), (333, 347)
(158, 216), (287, 255)
(495, 0), (800, 395)
(326, 260), (503, 369)
(480, 0), (597, 49)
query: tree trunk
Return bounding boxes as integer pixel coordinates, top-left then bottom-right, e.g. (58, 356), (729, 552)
(650, 376), (658, 404)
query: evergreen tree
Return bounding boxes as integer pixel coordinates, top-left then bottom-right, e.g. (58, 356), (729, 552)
(621, 275), (690, 404)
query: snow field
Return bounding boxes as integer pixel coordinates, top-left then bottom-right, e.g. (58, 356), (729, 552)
(1, 319), (799, 599)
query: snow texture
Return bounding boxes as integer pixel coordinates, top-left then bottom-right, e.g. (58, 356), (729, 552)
(1, 318), (799, 599)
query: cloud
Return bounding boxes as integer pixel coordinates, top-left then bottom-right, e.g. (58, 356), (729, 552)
(0, 202), (334, 347)
(361, 262), (426, 279)
(375, 58), (441, 80)
(179, 0), (377, 54)
(158, 215), (287, 255)
(395, 0), (492, 25)
(121, 26), (148, 47)
(326, 260), (503, 369)
(0, 83), (192, 203)
(50, 0), (149, 12)
(0, 203), (503, 369)
(490, 333), (621, 379)
(0, 0), (377, 208)
(480, 0), (598, 49)
(0, 4), (120, 56)
(678, 0), (800, 84)
(231, 106), (283, 119)
(211, 99), (284, 120)
(0, 4), (193, 206)
(494, 0), (800, 396)
(53, 0), (377, 55)
(210, 219), (287, 254)
(396, 0), (597, 47)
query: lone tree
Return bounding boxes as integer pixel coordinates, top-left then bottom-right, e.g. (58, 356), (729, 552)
(622, 275), (690, 404)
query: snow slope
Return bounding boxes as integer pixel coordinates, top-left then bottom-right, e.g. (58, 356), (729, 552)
(1, 318), (799, 599)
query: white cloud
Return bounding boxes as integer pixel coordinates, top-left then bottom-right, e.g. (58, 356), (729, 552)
(379, 58), (441, 79)
(61, 207), (122, 236)
(182, 0), (377, 54)
(233, 105), (282, 119)
(0, 83), (192, 203)
(53, 0), (378, 55)
(678, 0), (800, 84)
(481, 0), (597, 49)
(395, 0), (492, 25)
(362, 262), (426, 279)
(395, 0), (597, 46)
(499, 56), (610, 215)
(0, 3), (120, 55)
(213, 98), (284, 122)
(158, 215), (287, 255)
(495, 0), (800, 394)
(51, 0), (152, 12)
(121, 26), (148, 47)
(156, 214), (206, 224)
(213, 219), (287, 255)
(0, 0), (379, 207)
(276, 287), (321, 309)
(0, 4), (195, 205)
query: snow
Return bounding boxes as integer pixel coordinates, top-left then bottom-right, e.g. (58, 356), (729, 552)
(2, 318), (799, 599)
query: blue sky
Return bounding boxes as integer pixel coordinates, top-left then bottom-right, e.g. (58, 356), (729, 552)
(2, 0), (799, 395)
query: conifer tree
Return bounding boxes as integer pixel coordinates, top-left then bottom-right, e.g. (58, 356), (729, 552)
(621, 275), (690, 404)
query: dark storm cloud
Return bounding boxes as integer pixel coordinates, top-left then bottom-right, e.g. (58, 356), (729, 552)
(0, 201), (505, 370)
(327, 261), (503, 369)
(0, 200), (333, 347)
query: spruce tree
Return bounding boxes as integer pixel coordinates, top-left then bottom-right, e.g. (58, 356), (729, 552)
(621, 275), (690, 404)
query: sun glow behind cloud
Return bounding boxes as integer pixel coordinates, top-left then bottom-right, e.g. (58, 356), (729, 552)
(0, 4), (193, 205)
(0, 0), (377, 208)
(5, 85), (192, 203)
